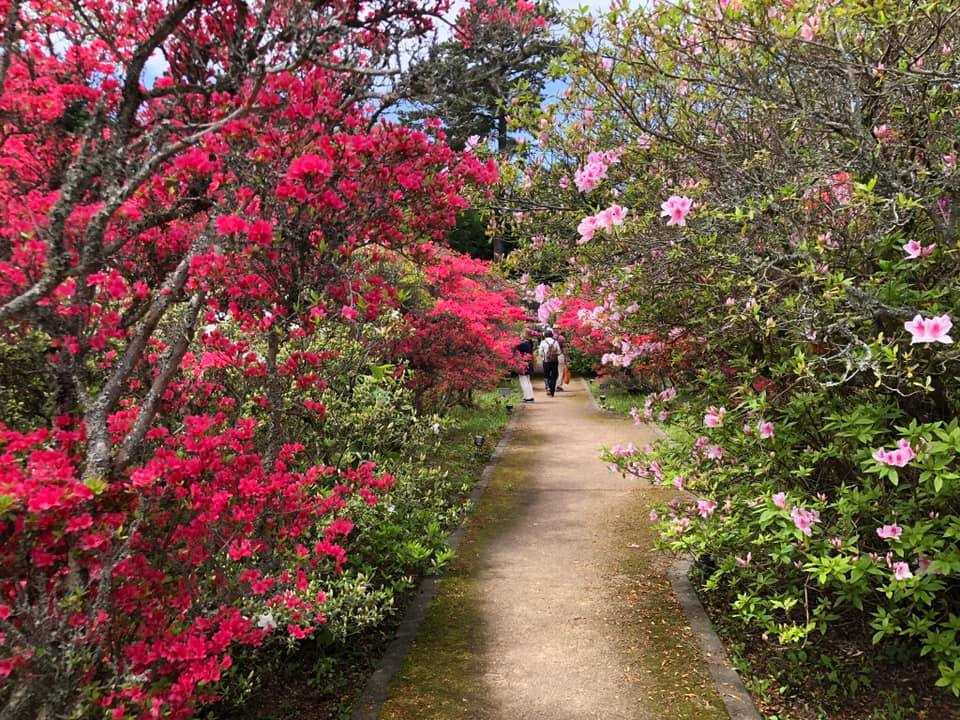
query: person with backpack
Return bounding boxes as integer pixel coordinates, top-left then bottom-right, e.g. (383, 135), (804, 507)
(539, 329), (561, 396)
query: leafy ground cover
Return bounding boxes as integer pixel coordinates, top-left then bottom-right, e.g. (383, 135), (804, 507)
(209, 387), (519, 720)
(586, 381), (960, 719)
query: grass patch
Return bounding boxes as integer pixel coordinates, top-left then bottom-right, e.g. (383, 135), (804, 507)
(586, 378), (643, 416)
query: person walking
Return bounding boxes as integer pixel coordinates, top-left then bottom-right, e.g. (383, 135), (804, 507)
(514, 334), (535, 402)
(556, 333), (568, 392)
(539, 329), (561, 397)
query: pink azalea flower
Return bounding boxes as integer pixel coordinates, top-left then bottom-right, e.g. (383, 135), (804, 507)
(660, 195), (693, 226)
(736, 552), (752, 567)
(705, 444), (724, 460)
(604, 203), (628, 226)
(703, 406), (726, 428)
(904, 314), (953, 344)
(577, 215), (598, 243)
(610, 442), (638, 458)
(876, 523), (903, 540)
(799, 13), (820, 41)
(873, 438), (916, 467)
(672, 476), (685, 490)
(534, 283), (551, 302)
(903, 240), (936, 259)
(558, 176), (570, 189)
(873, 124), (895, 143)
(697, 499), (717, 518)
(943, 154), (957, 170)
(649, 510), (659, 522)
(791, 506), (820, 536)
(892, 562), (912, 581)
(758, 420), (775, 439)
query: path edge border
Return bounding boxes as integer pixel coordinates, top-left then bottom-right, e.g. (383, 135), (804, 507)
(583, 377), (618, 416)
(584, 375), (759, 718)
(349, 404), (523, 720)
(667, 558), (763, 720)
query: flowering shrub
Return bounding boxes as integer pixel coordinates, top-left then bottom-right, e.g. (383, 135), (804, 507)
(505, 0), (960, 704)
(0, 1), (516, 717)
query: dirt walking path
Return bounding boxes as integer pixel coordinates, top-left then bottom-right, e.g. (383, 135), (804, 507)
(376, 379), (729, 720)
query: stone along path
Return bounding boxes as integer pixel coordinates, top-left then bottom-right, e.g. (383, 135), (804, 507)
(374, 379), (730, 720)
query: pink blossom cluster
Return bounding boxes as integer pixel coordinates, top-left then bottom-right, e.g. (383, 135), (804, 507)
(904, 314), (953, 344)
(903, 239), (935, 259)
(600, 337), (666, 368)
(693, 435), (724, 461)
(537, 296), (563, 324)
(660, 195), (693, 226)
(790, 506), (820, 536)
(631, 387), (677, 424)
(573, 149), (623, 192)
(610, 442), (638, 457)
(873, 438), (916, 467)
(577, 204), (628, 244)
(697, 499), (717, 518)
(876, 523), (903, 540)
(703, 405), (726, 428)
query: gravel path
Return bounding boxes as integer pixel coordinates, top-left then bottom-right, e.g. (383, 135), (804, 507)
(378, 379), (728, 720)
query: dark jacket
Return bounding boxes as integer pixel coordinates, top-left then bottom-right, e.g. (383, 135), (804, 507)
(514, 339), (534, 376)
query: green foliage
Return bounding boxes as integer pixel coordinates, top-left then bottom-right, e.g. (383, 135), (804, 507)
(0, 330), (54, 429)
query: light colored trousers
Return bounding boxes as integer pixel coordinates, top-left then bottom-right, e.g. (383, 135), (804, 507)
(557, 354), (567, 387)
(518, 374), (534, 400)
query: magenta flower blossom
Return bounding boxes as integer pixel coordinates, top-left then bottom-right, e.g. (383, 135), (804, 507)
(610, 442), (638, 458)
(791, 506), (820, 536)
(904, 314), (953, 344)
(873, 438), (916, 467)
(876, 524), (903, 540)
(697, 499), (717, 518)
(758, 420), (775, 439)
(661, 195), (693, 226)
(903, 239), (936, 259)
(533, 283), (551, 302)
(772, 492), (787, 509)
(892, 562), (913, 581)
(703, 406), (726, 428)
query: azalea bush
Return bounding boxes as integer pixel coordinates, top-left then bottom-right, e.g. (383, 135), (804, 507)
(505, 0), (960, 705)
(0, 0), (533, 717)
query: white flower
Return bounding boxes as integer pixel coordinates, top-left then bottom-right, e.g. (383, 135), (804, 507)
(257, 613), (277, 631)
